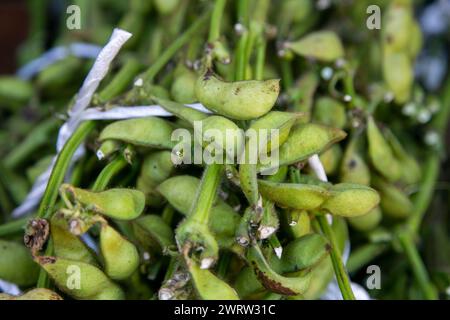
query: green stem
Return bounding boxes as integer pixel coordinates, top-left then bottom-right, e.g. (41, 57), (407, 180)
(346, 243), (388, 274)
(209, 0), (227, 42)
(190, 163), (223, 223)
(254, 38), (266, 81)
(96, 58), (142, 103)
(91, 156), (128, 192)
(0, 216), (29, 237)
(37, 121), (96, 219)
(281, 59), (293, 89)
(397, 231), (437, 300)
(142, 11), (211, 83)
(217, 251), (231, 279)
(317, 214), (356, 300)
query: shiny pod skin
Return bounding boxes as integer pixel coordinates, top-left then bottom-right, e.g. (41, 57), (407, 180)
(187, 259), (239, 300)
(285, 31), (344, 62)
(98, 117), (176, 150)
(261, 123), (346, 172)
(100, 223), (140, 280)
(320, 183), (380, 217)
(0, 239), (39, 286)
(51, 214), (98, 265)
(195, 69), (280, 120)
(0, 288), (63, 300)
(62, 184), (145, 220)
(35, 256), (124, 300)
(258, 179), (330, 210)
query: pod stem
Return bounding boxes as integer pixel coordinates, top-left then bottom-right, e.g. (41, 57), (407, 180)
(91, 155), (128, 192)
(397, 231), (437, 300)
(37, 121), (96, 220)
(317, 214), (356, 300)
(209, 0), (227, 42)
(190, 163), (223, 224)
(141, 10), (211, 83)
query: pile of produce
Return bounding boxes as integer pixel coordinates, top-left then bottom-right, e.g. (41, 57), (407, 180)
(0, 0), (448, 300)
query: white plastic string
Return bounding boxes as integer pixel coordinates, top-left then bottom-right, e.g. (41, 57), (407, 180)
(12, 29), (132, 218)
(17, 43), (102, 80)
(0, 279), (20, 296)
(307, 154), (370, 300)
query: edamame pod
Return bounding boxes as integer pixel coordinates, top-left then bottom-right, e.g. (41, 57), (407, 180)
(157, 175), (240, 247)
(317, 145), (342, 176)
(383, 52), (413, 104)
(313, 97), (347, 129)
(261, 123), (346, 172)
(320, 183), (380, 217)
(100, 222), (140, 280)
(285, 31), (344, 62)
(340, 141), (371, 185)
(35, 256), (124, 300)
(383, 1), (413, 53)
(171, 65), (197, 103)
(51, 214), (98, 265)
(132, 214), (174, 253)
(195, 69), (280, 120)
(187, 259), (239, 300)
(289, 71), (319, 117)
(0, 239), (39, 286)
(367, 117), (402, 181)
(258, 179), (330, 210)
(276, 233), (330, 273)
(98, 117), (176, 150)
(0, 288), (63, 300)
(61, 184), (145, 220)
(287, 210), (311, 238)
(348, 207), (382, 232)
(372, 176), (412, 219)
(0, 76), (33, 108)
(247, 242), (312, 295)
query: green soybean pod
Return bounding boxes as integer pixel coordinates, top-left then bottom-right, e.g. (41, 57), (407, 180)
(276, 233), (330, 273)
(136, 176), (165, 207)
(140, 151), (176, 186)
(154, 0), (179, 15)
(289, 71), (319, 117)
(408, 21), (423, 59)
(171, 65), (198, 103)
(320, 183), (380, 217)
(258, 179), (330, 210)
(318, 144), (342, 176)
(340, 141), (371, 185)
(0, 76), (33, 108)
(195, 69), (280, 120)
(36, 56), (82, 91)
(384, 129), (421, 185)
(132, 214), (174, 253)
(188, 260), (239, 300)
(98, 117), (176, 150)
(313, 97), (347, 129)
(347, 207), (382, 232)
(100, 222), (139, 280)
(61, 184), (145, 220)
(372, 176), (413, 219)
(234, 265), (266, 299)
(0, 239), (39, 286)
(157, 176), (240, 247)
(288, 209), (311, 238)
(367, 117), (402, 181)
(285, 31), (344, 62)
(0, 288), (63, 300)
(383, 1), (413, 53)
(246, 242), (312, 295)
(35, 256), (124, 300)
(51, 214), (98, 265)
(263, 123), (346, 172)
(383, 52), (413, 104)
